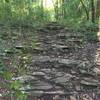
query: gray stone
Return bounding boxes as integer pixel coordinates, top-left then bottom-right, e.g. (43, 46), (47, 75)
(71, 70), (77, 74)
(79, 69), (94, 76)
(44, 76), (52, 80)
(4, 49), (14, 54)
(45, 91), (64, 95)
(15, 45), (24, 49)
(52, 44), (73, 50)
(80, 78), (99, 86)
(12, 75), (37, 83)
(58, 58), (81, 67)
(33, 47), (44, 51)
(93, 67), (100, 75)
(30, 91), (44, 96)
(52, 74), (74, 84)
(57, 33), (67, 39)
(32, 72), (45, 76)
(20, 85), (32, 91)
(41, 68), (51, 73)
(75, 85), (81, 91)
(55, 72), (64, 77)
(32, 56), (52, 62)
(78, 61), (93, 70)
(31, 81), (53, 90)
(20, 80), (53, 91)
(79, 69), (87, 74)
(53, 95), (62, 100)
(29, 91), (44, 97)
(31, 85), (52, 90)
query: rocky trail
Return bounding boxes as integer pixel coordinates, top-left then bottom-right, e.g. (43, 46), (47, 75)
(0, 23), (100, 100)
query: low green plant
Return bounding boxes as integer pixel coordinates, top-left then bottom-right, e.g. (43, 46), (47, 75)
(3, 71), (27, 100)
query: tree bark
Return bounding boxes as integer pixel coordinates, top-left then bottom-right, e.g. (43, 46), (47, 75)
(96, 0), (100, 20)
(91, 0), (95, 23)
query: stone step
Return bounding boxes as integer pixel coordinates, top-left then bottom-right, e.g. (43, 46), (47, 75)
(52, 74), (75, 84)
(80, 78), (100, 87)
(20, 83), (53, 91)
(31, 56), (82, 67)
(57, 33), (84, 39)
(52, 44), (81, 50)
(68, 39), (82, 43)
(12, 75), (38, 83)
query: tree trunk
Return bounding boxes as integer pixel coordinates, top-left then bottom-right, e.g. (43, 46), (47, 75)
(61, 0), (66, 19)
(91, 0), (95, 23)
(53, 0), (59, 20)
(96, 0), (100, 20)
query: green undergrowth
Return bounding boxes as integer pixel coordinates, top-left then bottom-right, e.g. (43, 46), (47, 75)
(0, 27), (39, 99)
(58, 20), (99, 43)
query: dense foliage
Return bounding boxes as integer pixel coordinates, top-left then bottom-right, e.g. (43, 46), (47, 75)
(0, 0), (99, 27)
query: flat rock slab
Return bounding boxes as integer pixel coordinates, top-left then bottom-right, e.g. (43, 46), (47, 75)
(32, 56), (54, 62)
(80, 78), (100, 86)
(78, 61), (93, 70)
(15, 45), (24, 49)
(58, 58), (81, 67)
(52, 44), (75, 50)
(30, 85), (53, 90)
(93, 67), (100, 75)
(41, 68), (52, 73)
(12, 75), (38, 83)
(31, 56), (83, 70)
(25, 81), (53, 91)
(32, 56), (81, 65)
(57, 33), (84, 39)
(32, 72), (46, 76)
(29, 91), (44, 96)
(32, 47), (46, 53)
(52, 74), (75, 84)
(27, 91), (65, 97)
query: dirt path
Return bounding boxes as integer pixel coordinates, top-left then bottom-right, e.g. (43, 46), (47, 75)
(1, 23), (100, 100)
(25, 23), (100, 99)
